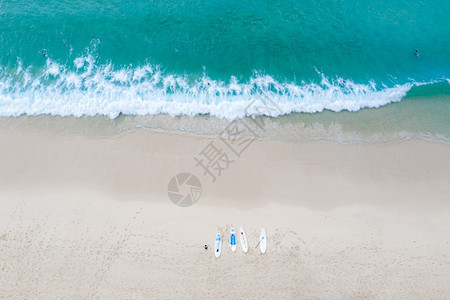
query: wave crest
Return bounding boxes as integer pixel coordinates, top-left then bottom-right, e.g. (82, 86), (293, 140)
(0, 55), (413, 119)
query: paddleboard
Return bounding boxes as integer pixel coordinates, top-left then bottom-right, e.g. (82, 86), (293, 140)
(259, 228), (267, 254)
(239, 227), (248, 253)
(230, 228), (237, 252)
(214, 233), (222, 258)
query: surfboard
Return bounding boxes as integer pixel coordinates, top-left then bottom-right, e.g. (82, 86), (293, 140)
(259, 228), (267, 254)
(239, 227), (248, 253)
(230, 228), (237, 252)
(214, 233), (222, 258)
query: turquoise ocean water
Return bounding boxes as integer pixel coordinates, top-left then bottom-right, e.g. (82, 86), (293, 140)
(1, 0), (449, 142)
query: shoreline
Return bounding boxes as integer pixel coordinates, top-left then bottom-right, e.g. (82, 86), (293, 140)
(2, 94), (450, 145)
(1, 116), (449, 208)
(1, 116), (450, 297)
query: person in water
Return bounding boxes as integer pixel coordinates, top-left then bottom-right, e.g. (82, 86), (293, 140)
(41, 51), (46, 56)
(414, 49), (419, 56)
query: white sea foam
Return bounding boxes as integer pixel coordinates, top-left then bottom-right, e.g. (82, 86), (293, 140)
(0, 56), (415, 120)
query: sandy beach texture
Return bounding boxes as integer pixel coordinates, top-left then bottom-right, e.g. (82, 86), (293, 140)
(1, 116), (449, 299)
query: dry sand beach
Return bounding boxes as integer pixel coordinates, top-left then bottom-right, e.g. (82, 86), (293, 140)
(1, 116), (450, 299)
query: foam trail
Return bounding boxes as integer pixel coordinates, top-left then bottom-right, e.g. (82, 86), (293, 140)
(0, 56), (414, 120)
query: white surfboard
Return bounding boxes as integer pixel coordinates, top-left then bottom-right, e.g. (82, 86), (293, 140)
(214, 233), (222, 258)
(230, 228), (237, 252)
(259, 228), (267, 254)
(239, 227), (248, 253)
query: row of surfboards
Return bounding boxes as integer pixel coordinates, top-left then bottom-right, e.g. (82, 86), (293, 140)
(214, 227), (266, 258)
